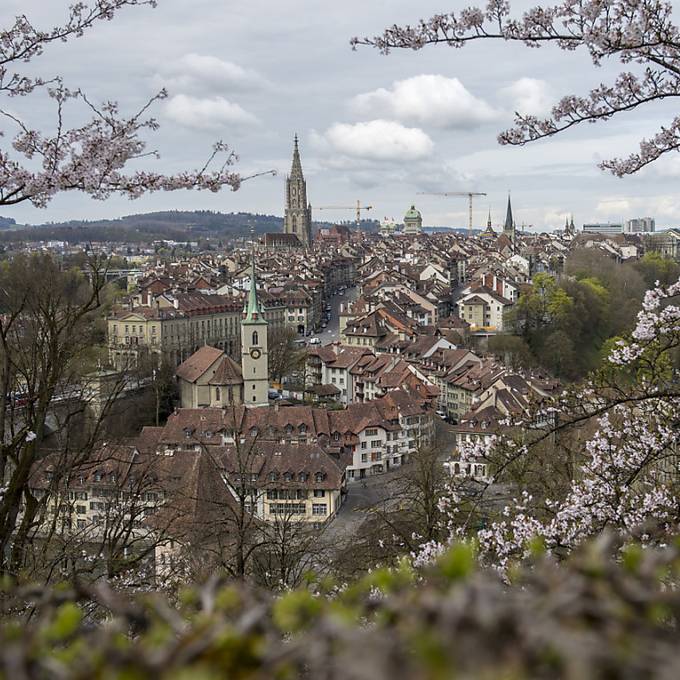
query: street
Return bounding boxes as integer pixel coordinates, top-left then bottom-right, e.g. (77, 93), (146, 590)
(316, 285), (358, 343)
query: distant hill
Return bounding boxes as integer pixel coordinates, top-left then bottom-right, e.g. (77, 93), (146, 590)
(0, 211), (307, 244)
(0, 210), (385, 244)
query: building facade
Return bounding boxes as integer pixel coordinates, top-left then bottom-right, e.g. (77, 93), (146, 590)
(283, 135), (312, 247)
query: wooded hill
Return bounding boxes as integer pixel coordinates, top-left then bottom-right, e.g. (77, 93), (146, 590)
(0, 211), (380, 244)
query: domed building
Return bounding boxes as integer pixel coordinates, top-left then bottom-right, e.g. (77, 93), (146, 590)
(403, 205), (423, 234)
(379, 216), (398, 237)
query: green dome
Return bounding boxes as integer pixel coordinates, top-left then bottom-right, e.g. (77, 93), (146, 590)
(404, 205), (421, 220)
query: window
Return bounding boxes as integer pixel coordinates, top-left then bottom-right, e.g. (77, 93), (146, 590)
(360, 441), (367, 450)
(252, 331), (258, 346)
(315, 472), (324, 482)
(366, 428), (378, 436)
(77, 519), (86, 529)
(76, 506), (86, 515)
(313, 489), (325, 498)
(215, 387), (221, 401)
(371, 440), (381, 448)
(361, 453), (368, 463)
(269, 502), (306, 515)
(312, 504), (327, 516)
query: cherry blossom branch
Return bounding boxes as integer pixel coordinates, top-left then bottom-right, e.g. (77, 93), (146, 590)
(0, 2), (262, 207)
(353, 1), (680, 175)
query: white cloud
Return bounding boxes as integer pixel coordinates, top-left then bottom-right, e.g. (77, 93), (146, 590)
(350, 75), (498, 129)
(501, 78), (553, 117)
(164, 94), (258, 131)
(322, 120), (434, 161)
(152, 53), (266, 94)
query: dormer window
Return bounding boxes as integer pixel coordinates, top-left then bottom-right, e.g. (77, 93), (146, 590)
(298, 472), (307, 482)
(315, 472), (325, 483)
(299, 424), (307, 435)
(269, 471), (278, 481)
(283, 472), (293, 482)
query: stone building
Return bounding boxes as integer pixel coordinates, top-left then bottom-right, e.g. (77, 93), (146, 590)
(283, 135), (312, 247)
(176, 345), (244, 408)
(403, 205), (423, 234)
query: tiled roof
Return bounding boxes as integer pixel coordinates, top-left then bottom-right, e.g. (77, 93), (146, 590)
(176, 346), (224, 383)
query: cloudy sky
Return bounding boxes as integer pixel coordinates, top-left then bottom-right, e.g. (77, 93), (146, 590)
(6, 0), (680, 230)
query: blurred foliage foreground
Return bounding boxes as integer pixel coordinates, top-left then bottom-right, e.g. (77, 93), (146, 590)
(2, 534), (680, 679)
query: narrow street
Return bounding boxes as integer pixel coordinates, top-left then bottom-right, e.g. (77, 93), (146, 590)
(317, 285), (358, 343)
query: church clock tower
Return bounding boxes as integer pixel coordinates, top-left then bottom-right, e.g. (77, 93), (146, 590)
(283, 134), (312, 247)
(241, 261), (269, 407)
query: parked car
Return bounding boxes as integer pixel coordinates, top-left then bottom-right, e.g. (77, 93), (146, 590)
(309, 337), (321, 345)
(436, 410), (448, 420)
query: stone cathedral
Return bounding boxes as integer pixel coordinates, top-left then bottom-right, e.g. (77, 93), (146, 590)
(283, 135), (312, 247)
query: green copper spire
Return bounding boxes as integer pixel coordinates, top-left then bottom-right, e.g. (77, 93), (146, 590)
(242, 260), (267, 325)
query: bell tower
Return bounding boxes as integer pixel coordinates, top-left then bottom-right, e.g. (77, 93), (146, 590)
(283, 134), (312, 246)
(241, 259), (269, 407)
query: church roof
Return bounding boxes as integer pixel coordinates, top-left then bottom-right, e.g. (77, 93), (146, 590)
(176, 346), (224, 383)
(209, 356), (243, 386)
(242, 261), (267, 325)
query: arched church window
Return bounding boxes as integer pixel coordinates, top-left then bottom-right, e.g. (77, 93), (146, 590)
(215, 387), (221, 401)
(252, 331), (258, 346)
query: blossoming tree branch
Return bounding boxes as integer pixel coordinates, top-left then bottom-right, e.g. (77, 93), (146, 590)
(0, 1), (248, 209)
(353, 0), (680, 176)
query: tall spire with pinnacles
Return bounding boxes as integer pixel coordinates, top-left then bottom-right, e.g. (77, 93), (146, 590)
(283, 134), (312, 247)
(503, 192), (516, 245)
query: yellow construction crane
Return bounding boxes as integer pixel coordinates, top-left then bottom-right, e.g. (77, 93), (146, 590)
(418, 191), (487, 237)
(317, 200), (373, 228)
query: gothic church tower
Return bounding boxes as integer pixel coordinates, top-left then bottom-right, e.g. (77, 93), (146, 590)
(503, 193), (516, 245)
(241, 261), (269, 407)
(283, 135), (312, 246)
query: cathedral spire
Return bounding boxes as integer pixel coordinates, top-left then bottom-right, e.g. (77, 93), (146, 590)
(487, 208), (492, 228)
(290, 133), (303, 179)
(283, 134), (312, 246)
(504, 193), (514, 233)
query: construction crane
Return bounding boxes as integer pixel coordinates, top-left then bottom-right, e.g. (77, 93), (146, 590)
(418, 191), (487, 237)
(317, 200), (373, 228)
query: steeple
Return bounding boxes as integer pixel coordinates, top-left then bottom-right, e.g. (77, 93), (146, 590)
(291, 133), (303, 179)
(283, 134), (312, 247)
(487, 208), (492, 228)
(242, 260), (266, 325)
(504, 194), (514, 233)
(241, 250), (269, 407)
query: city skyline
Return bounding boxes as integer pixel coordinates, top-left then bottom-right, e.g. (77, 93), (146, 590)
(5, 0), (680, 230)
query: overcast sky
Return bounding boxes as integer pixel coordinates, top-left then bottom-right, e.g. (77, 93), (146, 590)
(6, 0), (680, 231)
